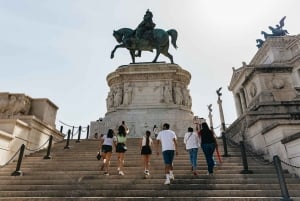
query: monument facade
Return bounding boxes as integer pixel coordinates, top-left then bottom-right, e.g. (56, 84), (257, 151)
(227, 34), (300, 176)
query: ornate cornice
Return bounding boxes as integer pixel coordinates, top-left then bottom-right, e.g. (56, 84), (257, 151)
(228, 66), (254, 91)
(107, 63), (191, 87)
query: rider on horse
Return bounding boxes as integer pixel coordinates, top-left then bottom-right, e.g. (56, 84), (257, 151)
(133, 9), (156, 57)
(136, 9), (156, 40)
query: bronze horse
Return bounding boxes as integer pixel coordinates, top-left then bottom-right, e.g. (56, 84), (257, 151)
(111, 28), (178, 63)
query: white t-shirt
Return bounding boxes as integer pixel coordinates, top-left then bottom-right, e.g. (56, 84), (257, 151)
(156, 129), (177, 151)
(183, 132), (200, 150)
(102, 135), (115, 146)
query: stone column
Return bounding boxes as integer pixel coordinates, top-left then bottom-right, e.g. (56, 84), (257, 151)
(234, 93), (243, 117)
(239, 89), (247, 114)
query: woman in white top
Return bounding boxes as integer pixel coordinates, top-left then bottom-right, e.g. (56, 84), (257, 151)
(99, 129), (115, 175)
(184, 127), (200, 175)
(140, 130), (153, 176)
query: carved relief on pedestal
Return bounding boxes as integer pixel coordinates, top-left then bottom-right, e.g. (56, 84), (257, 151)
(106, 64), (192, 110)
(183, 89), (192, 108)
(0, 93), (31, 117)
(123, 85), (133, 105)
(113, 86), (123, 107)
(163, 82), (173, 104)
(173, 85), (183, 105)
(106, 91), (114, 110)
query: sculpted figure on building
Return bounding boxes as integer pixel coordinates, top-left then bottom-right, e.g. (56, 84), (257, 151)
(0, 93), (31, 117)
(256, 16), (289, 48)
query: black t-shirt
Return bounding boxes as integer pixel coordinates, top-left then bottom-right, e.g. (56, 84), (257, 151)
(199, 130), (216, 144)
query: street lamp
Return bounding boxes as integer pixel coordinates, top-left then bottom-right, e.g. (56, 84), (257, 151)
(216, 87), (230, 157)
(207, 104), (214, 132)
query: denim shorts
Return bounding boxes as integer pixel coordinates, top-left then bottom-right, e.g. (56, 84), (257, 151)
(162, 150), (175, 165)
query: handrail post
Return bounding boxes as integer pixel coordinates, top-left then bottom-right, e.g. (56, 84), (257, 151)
(216, 87), (230, 157)
(76, 126), (82, 143)
(221, 131), (229, 157)
(86, 125), (90, 139)
(64, 129), (71, 149)
(273, 155), (293, 201)
(239, 141), (253, 174)
(44, 135), (53, 159)
(11, 144), (25, 176)
(71, 126), (74, 139)
(60, 126), (63, 133)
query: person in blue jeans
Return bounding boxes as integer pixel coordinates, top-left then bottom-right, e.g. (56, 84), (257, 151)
(197, 122), (217, 175)
(184, 127), (200, 175)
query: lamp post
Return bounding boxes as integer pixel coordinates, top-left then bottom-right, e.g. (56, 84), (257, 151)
(216, 87), (230, 157)
(207, 104), (214, 132)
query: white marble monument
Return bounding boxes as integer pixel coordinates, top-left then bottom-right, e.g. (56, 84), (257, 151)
(91, 63), (195, 137)
(227, 34), (300, 176)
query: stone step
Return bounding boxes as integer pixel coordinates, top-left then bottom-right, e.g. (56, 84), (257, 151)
(1, 172), (296, 180)
(1, 183), (300, 191)
(1, 189), (300, 198)
(0, 137), (299, 200)
(0, 176), (299, 185)
(1, 197), (299, 201)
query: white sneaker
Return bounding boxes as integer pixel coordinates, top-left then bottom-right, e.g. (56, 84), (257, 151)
(144, 170), (150, 176)
(169, 174), (175, 181)
(119, 171), (125, 176)
(164, 179), (170, 185)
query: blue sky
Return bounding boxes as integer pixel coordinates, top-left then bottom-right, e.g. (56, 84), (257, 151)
(0, 0), (299, 133)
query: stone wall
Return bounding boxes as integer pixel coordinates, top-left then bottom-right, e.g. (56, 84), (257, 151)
(0, 93), (64, 166)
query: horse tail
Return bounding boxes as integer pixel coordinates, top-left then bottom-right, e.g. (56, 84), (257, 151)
(167, 29), (178, 49)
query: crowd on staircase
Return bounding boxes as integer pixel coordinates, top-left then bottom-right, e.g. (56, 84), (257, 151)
(97, 121), (218, 185)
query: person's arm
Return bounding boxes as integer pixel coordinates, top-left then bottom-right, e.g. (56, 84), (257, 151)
(173, 138), (178, 155)
(156, 140), (160, 155)
(183, 133), (187, 144)
(139, 137), (143, 150)
(212, 131), (218, 147)
(98, 137), (104, 150)
(113, 136), (117, 148)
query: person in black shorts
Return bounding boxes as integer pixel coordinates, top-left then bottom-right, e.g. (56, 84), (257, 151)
(99, 129), (115, 175)
(115, 125), (128, 175)
(140, 130), (153, 176)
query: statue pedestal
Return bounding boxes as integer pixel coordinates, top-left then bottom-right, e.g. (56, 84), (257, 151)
(91, 63), (195, 137)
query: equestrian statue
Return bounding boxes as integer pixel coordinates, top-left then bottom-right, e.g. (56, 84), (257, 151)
(111, 9), (178, 64)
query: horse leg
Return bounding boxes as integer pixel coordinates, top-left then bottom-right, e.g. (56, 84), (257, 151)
(161, 43), (174, 64)
(163, 51), (174, 64)
(152, 45), (161, 63)
(111, 44), (125, 59)
(130, 50), (136, 63)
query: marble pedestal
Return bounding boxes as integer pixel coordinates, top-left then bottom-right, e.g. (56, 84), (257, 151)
(91, 63), (195, 138)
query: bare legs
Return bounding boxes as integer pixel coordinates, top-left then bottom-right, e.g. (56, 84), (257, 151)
(117, 152), (125, 175)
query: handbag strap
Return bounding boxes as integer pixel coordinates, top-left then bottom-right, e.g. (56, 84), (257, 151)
(186, 132), (193, 143)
